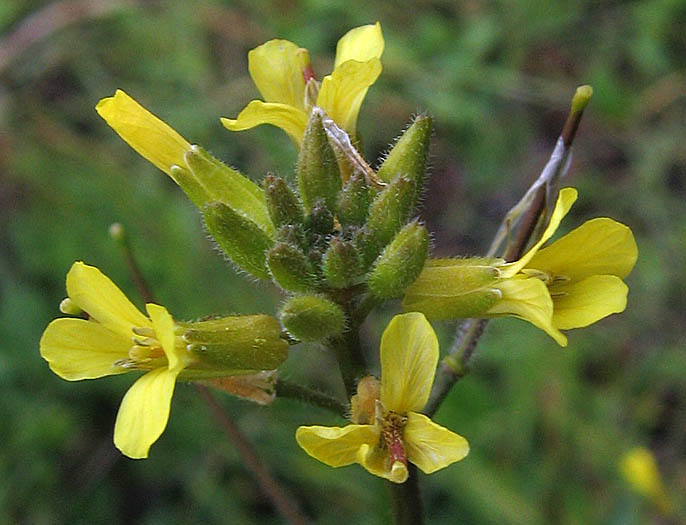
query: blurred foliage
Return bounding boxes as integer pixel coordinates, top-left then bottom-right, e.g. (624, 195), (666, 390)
(1, 0), (685, 523)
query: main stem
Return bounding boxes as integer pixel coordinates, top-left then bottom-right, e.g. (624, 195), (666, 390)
(388, 465), (424, 525)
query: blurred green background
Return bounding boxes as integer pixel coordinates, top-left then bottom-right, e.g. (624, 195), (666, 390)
(1, 1), (684, 523)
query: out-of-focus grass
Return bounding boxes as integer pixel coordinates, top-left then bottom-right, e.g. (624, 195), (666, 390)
(1, 1), (684, 523)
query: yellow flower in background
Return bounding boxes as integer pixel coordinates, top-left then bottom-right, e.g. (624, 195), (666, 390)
(403, 188), (638, 346)
(221, 22), (384, 144)
(619, 447), (673, 514)
(40, 262), (288, 458)
(296, 313), (469, 483)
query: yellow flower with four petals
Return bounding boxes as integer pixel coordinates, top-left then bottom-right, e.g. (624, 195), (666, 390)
(296, 313), (469, 483)
(221, 22), (384, 144)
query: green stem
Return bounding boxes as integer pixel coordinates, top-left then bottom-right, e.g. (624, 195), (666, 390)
(275, 379), (348, 418)
(388, 465), (424, 525)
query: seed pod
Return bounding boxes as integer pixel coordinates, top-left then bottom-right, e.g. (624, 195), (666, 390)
(280, 295), (345, 342)
(323, 238), (361, 288)
(203, 202), (273, 280)
(297, 111), (342, 212)
(368, 221), (429, 299)
(267, 242), (318, 292)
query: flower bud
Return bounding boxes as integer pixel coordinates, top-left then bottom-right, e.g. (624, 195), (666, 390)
(297, 111), (342, 212)
(402, 258), (502, 319)
(264, 173), (304, 228)
(376, 114), (432, 194)
(280, 295), (345, 342)
(323, 238), (361, 288)
(185, 145), (273, 235)
(182, 315), (288, 371)
(361, 175), (416, 267)
(336, 172), (370, 226)
(368, 221), (429, 299)
(203, 202), (273, 279)
(306, 199), (335, 236)
(267, 242), (318, 292)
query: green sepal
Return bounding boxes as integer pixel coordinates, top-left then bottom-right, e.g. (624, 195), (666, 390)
(170, 165), (210, 208)
(361, 175), (416, 267)
(267, 242), (318, 292)
(323, 238), (361, 288)
(376, 114), (432, 191)
(264, 173), (304, 228)
(297, 111), (342, 212)
(185, 145), (274, 236)
(203, 202), (273, 280)
(280, 295), (345, 342)
(402, 258), (502, 319)
(337, 172), (370, 226)
(182, 315), (288, 370)
(368, 221), (429, 299)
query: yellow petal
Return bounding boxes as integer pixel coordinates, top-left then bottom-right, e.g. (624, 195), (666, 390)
(490, 277), (567, 346)
(40, 318), (130, 380)
(500, 187), (578, 278)
(146, 303), (189, 372)
(95, 90), (190, 175)
(295, 424), (380, 467)
(66, 262), (150, 338)
(551, 275), (628, 330)
(113, 366), (180, 459)
(357, 443), (408, 483)
(380, 313), (439, 413)
(248, 39), (306, 109)
(221, 100), (308, 144)
(317, 58), (382, 137)
(334, 22), (385, 68)
(528, 218), (638, 281)
(404, 412), (469, 474)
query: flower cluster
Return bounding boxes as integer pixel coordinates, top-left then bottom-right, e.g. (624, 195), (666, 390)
(40, 22), (637, 489)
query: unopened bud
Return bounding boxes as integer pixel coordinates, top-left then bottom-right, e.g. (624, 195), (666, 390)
(402, 258), (502, 319)
(306, 199), (335, 236)
(323, 238), (361, 288)
(183, 315), (288, 370)
(267, 242), (318, 292)
(376, 114), (432, 196)
(203, 202), (273, 280)
(264, 174), (304, 228)
(336, 172), (370, 226)
(280, 295), (345, 342)
(369, 221), (429, 299)
(297, 111), (342, 212)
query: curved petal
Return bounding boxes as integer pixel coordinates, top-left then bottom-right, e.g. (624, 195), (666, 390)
(145, 303), (188, 372)
(40, 318), (130, 380)
(405, 412), (469, 474)
(221, 100), (308, 144)
(490, 277), (567, 346)
(96, 90), (190, 176)
(66, 262), (150, 338)
(248, 39), (307, 109)
(357, 443), (408, 483)
(334, 22), (385, 68)
(380, 313), (439, 413)
(528, 218), (638, 281)
(551, 275), (628, 330)
(113, 366), (180, 459)
(500, 187), (578, 278)
(295, 424), (380, 467)
(317, 58), (382, 137)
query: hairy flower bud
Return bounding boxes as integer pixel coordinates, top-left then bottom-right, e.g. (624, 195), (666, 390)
(280, 295), (345, 342)
(323, 238), (361, 288)
(336, 172), (370, 226)
(203, 202), (273, 279)
(267, 242), (318, 292)
(264, 173), (304, 228)
(369, 221), (429, 299)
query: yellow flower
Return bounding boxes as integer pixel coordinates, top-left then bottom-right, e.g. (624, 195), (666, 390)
(403, 188), (638, 346)
(296, 313), (469, 483)
(40, 262), (287, 458)
(619, 447), (673, 514)
(221, 22), (384, 145)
